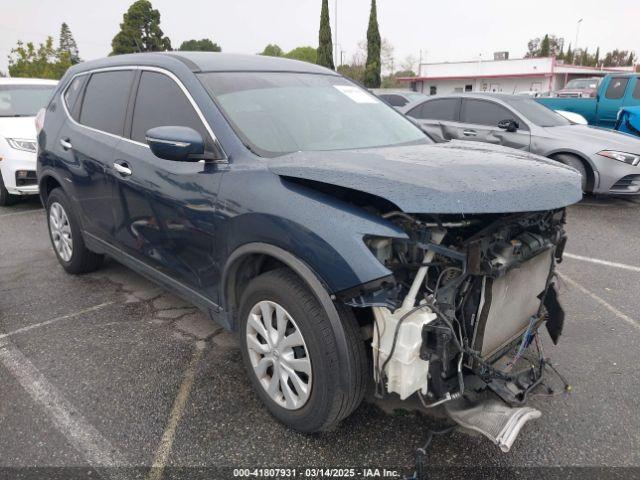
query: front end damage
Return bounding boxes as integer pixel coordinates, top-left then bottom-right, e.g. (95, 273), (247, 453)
(343, 209), (570, 452)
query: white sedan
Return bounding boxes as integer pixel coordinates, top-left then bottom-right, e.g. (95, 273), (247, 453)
(0, 78), (57, 206)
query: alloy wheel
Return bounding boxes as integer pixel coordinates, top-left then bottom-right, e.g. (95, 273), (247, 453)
(245, 300), (312, 410)
(49, 202), (73, 262)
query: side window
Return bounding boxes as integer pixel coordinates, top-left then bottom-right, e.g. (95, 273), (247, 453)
(605, 77), (629, 100)
(461, 99), (518, 127)
(79, 71), (134, 136)
(408, 99), (459, 121)
(632, 78), (640, 100)
(380, 94), (408, 107)
(131, 71), (209, 146)
(64, 75), (87, 120)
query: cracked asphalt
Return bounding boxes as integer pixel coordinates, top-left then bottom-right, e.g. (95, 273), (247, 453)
(1, 195), (640, 479)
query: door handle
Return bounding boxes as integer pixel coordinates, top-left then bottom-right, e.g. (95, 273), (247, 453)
(462, 129), (477, 137)
(59, 138), (72, 150)
(113, 161), (132, 176)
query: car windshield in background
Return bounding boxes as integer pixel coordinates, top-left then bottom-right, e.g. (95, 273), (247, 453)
(198, 72), (429, 156)
(504, 97), (571, 127)
(565, 79), (599, 89)
(0, 85), (55, 117)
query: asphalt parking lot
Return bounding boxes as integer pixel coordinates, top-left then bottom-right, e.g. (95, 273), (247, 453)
(1, 195), (640, 479)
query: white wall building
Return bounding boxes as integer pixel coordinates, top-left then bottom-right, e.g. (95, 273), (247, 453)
(400, 57), (635, 95)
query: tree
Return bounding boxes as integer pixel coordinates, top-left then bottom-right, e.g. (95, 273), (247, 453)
(557, 43), (564, 61)
(260, 44), (283, 57)
(565, 44), (574, 64)
(540, 34), (550, 57)
(627, 52), (635, 66)
(58, 22), (81, 64)
(579, 47), (589, 66)
(317, 0), (334, 69)
(285, 46), (317, 64)
(363, 0), (381, 88)
(111, 0), (171, 55)
(594, 47), (600, 66)
(337, 63), (365, 84)
(8, 37), (72, 79)
(179, 39), (221, 52)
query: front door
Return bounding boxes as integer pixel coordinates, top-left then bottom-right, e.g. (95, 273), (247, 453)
(456, 98), (531, 151)
(111, 70), (226, 299)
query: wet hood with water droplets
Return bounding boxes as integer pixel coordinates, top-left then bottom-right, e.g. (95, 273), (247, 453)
(269, 141), (582, 214)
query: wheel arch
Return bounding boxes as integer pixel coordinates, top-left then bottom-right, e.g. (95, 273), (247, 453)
(38, 170), (66, 205)
(547, 149), (598, 192)
(222, 242), (356, 391)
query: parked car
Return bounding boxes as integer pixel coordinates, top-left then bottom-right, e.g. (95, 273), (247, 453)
(0, 78), (57, 205)
(37, 53), (581, 450)
(537, 73), (640, 129)
(371, 89), (427, 108)
(554, 77), (601, 98)
(402, 93), (640, 194)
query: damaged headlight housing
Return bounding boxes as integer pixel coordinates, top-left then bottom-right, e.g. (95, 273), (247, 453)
(597, 150), (640, 166)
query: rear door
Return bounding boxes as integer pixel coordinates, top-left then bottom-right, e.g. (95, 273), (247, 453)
(458, 98), (531, 151)
(111, 69), (225, 297)
(405, 98), (461, 142)
(596, 76), (631, 128)
(57, 69), (135, 239)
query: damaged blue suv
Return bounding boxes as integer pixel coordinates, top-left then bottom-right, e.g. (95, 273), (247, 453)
(37, 53), (582, 450)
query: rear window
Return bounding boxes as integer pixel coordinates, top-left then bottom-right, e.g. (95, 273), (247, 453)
(379, 94), (409, 107)
(605, 77), (629, 100)
(79, 71), (134, 136)
(408, 98), (459, 121)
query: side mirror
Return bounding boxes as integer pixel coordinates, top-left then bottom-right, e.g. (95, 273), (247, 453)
(145, 126), (205, 162)
(497, 119), (519, 132)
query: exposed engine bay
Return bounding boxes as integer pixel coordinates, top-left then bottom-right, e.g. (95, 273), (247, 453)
(344, 209), (570, 452)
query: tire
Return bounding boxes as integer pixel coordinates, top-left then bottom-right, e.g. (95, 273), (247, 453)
(0, 171), (18, 206)
(46, 188), (103, 274)
(238, 268), (368, 432)
(553, 153), (588, 192)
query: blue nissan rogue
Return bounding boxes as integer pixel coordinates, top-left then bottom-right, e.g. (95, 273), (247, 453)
(38, 52), (581, 448)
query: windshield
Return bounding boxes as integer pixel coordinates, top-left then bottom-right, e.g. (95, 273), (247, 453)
(0, 84), (55, 117)
(564, 78), (599, 90)
(198, 72), (428, 157)
(504, 97), (571, 127)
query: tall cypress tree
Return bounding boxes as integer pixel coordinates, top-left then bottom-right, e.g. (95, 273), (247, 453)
(363, 0), (381, 88)
(317, 0), (334, 69)
(59, 22), (81, 64)
(539, 34), (550, 57)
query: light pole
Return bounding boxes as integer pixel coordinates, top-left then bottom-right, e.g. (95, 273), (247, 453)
(574, 18), (583, 56)
(334, 0), (338, 67)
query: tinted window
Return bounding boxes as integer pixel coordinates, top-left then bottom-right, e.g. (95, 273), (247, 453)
(605, 77), (629, 100)
(64, 75), (87, 120)
(633, 78), (640, 100)
(408, 98), (459, 121)
(198, 72), (428, 157)
(379, 94), (408, 107)
(80, 71), (134, 136)
(461, 99), (517, 126)
(131, 71), (208, 145)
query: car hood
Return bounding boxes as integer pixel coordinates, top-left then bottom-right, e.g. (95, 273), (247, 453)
(0, 116), (36, 140)
(269, 141), (582, 214)
(544, 124), (640, 153)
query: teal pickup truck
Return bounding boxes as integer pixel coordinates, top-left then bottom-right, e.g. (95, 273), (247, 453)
(538, 73), (640, 129)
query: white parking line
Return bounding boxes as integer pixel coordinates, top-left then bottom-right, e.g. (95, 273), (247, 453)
(148, 342), (205, 480)
(558, 272), (640, 331)
(564, 253), (640, 273)
(0, 340), (128, 477)
(0, 302), (114, 340)
(0, 208), (43, 219)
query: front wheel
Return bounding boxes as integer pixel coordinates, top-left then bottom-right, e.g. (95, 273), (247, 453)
(238, 268), (368, 432)
(553, 153), (588, 192)
(0, 172), (18, 206)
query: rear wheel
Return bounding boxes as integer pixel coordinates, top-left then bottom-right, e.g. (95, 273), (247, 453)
(46, 188), (103, 274)
(237, 268), (367, 432)
(0, 172), (18, 206)
(553, 153), (588, 192)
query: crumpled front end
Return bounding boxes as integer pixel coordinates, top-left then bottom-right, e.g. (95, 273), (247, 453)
(341, 208), (570, 451)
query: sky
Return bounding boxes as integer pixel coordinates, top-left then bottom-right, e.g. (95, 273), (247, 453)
(1, 0), (639, 75)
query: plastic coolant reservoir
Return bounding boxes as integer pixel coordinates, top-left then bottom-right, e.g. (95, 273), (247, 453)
(372, 304), (437, 400)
